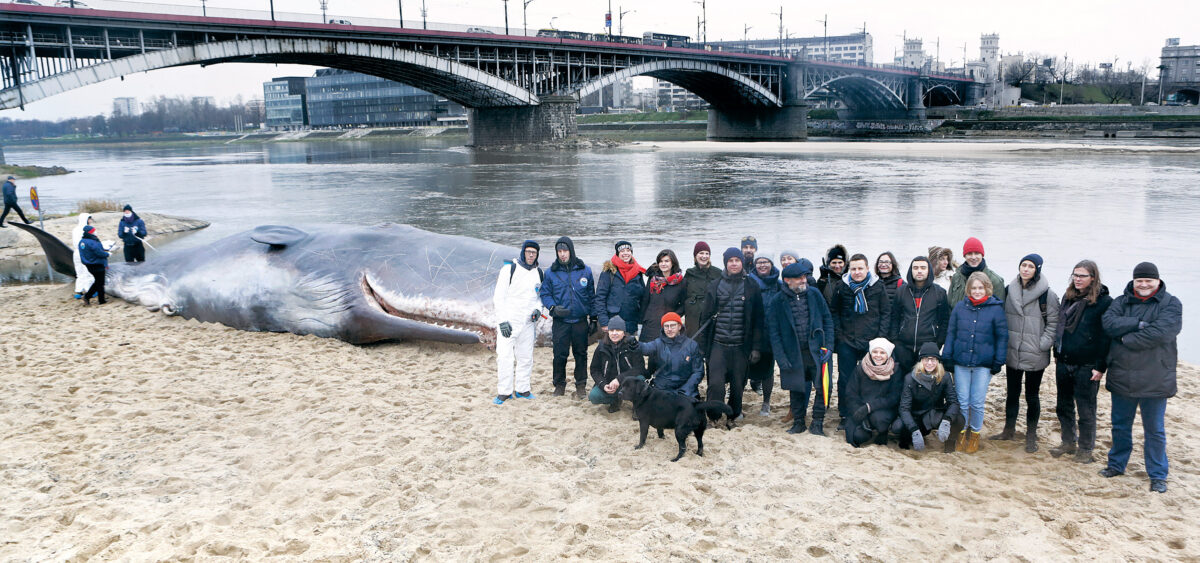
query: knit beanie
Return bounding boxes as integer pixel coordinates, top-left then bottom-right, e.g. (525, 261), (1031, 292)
(869, 337), (895, 358)
(83, 225), (95, 234)
(963, 237), (985, 256)
(123, 204), (133, 212)
(779, 249), (801, 263)
(1020, 253), (1043, 278)
(693, 241), (711, 257)
(522, 240), (540, 253)
(918, 341), (941, 360)
(781, 263), (807, 279)
(608, 316), (626, 332)
(661, 312), (683, 327)
(614, 240), (632, 254)
(722, 247), (742, 266)
(1132, 262), (1160, 280)
(741, 236), (757, 250)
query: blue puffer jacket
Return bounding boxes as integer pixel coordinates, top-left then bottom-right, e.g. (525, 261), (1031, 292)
(2, 180), (16, 205)
(595, 259), (647, 328)
(639, 333), (704, 396)
(943, 296), (1009, 369)
(118, 211), (147, 246)
(538, 236), (595, 323)
(78, 233), (109, 266)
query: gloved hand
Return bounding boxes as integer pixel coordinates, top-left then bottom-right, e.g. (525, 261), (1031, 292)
(588, 317), (599, 335)
(549, 305), (569, 318)
(529, 309), (542, 323)
(911, 431), (926, 451)
(749, 350), (761, 364)
(851, 404), (869, 423)
(498, 322), (512, 338)
(937, 419), (951, 442)
(1138, 321), (1147, 330)
(990, 364), (1003, 375)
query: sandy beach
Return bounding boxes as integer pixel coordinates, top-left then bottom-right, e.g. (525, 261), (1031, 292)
(1, 283), (1196, 561)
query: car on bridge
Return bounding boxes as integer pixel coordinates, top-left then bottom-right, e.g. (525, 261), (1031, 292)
(9, 0), (44, 5)
(328, 19), (353, 26)
(465, 27), (495, 34)
(53, 0), (93, 7)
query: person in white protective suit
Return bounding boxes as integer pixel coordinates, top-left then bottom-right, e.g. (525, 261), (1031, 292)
(71, 213), (95, 299)
(492, 239), (546, 404)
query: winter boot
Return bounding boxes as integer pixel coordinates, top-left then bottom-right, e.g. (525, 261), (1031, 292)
(553, 384), (566, 396)
(1050, 440), (1077, 458)
(1073, 449), (1095, 464)
(759, 402), (770, 417)
(955, 428), (968, 452)
(965, 430), (981, 454)
(574, 382), (587, 400)
(989, 421), (1016, 441)
(1025, 428), (1039, 453)
(782, 410), (794, 423)
(808, 420), (825, 436)
(749, 379), (762, 394)
(787, 421), (807, 434)
(944, 417), (965, 453)
(607, 398), (622, 413)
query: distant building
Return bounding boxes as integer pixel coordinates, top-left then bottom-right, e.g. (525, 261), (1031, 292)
(263, 77), (309, 129)
(244, 98), (265, 124)
(191, 96), (216, 107)
(656, 80), (707, 111)
(579, 79), (631, 111)
(709, 32), (873, 64)
(304, 69), (465, 127)
(1160, 38), (1200, 104)
(112, 97), (138, 117)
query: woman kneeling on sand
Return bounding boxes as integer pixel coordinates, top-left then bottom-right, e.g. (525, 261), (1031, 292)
(899, 342), (964, 452)
(844, 338), (903, 448)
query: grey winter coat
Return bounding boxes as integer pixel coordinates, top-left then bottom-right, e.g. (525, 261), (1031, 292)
(1004, 275), (1060, 371)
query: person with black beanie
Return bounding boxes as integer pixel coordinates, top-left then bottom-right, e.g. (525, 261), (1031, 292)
(995, 253), (1060, 453)
(539, 236), (597, 398)
(118, 204), (148, 262)
(697, 247), (765, 427)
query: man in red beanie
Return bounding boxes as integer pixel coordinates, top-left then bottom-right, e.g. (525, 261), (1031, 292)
(637, 312), (705, 398)
(684, 241), (722, 337)
(948, 237), (1006, 304)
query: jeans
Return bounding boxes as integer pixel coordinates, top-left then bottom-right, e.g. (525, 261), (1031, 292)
(551, 319), (589, 387)
(707, 343), (748, 419)
(1002, 367), (1045, 429)
(588, 384), (618, 405)
(955, 365), (992, 432)
(1055, 363), (1101, 450)
(1106, 394), (1168, 481)
(836, 342), (867, 419)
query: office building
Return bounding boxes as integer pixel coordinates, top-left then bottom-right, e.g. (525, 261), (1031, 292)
(710, 33), (873, 64)
(304, 69), (465, 127)
(263, 77), (309, 129)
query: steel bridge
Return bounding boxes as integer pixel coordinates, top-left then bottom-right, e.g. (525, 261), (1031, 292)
(0, 4), (981, 143)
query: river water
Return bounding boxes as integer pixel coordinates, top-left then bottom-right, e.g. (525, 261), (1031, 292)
(5, 138), (1199, 360)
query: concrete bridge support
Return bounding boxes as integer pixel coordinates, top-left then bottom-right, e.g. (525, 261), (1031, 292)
(907, 78), (927, 120)
(467, 96), (578, 147)
(706, 62), (807, 141)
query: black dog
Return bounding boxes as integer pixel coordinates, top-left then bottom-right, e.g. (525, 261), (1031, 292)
(620, 378), (733, 462)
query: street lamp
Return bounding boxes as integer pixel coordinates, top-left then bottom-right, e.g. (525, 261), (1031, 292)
(421, 0), (427, 30)
(398, 0), (403, 27)
(692, 0), (705, 44)
(523, 0), (534, 36)
(618, 7), (633, 37)
(503, 0), (510, 35)
(320, 0), (328, 24)
(201, 0), (206, 17)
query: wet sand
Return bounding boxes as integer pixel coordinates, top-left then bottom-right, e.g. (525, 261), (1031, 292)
(1, 283), (1196, 560)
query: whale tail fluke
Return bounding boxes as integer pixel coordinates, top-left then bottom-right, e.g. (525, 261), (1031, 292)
(9, 222), (76, 278)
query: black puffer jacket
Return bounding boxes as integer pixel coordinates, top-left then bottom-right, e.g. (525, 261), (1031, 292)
(683, 264), (722, 337)
(889, 262), (950, 354)
(1102, 281), (1182, 399)
(1054, 285), (1113, 372)
(640, 266), (687, 342)
(590, 335), (646, 386)
(832, 273), (892, 350)
(698, 271), (764, 357)
(898, 371), (960, 433)
(844, 362), (904, 416)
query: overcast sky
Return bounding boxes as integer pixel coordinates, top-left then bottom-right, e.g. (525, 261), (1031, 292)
(2, 0), (1194, 121)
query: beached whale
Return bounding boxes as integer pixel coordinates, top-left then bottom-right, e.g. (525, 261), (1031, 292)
(14, 222), (549, 347)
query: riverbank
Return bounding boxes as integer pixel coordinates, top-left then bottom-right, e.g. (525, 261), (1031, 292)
(0, 283), (1196, 560)
(0, 164), (73, 178)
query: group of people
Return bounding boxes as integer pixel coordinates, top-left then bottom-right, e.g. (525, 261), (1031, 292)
(70, 204), (149, 305)
(492, 235), (1182, 493)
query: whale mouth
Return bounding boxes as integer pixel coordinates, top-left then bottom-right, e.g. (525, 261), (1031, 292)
(361, 276), (496, 348)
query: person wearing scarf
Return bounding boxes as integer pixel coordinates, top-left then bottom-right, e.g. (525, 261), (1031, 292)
(947, 237), (1006, 305)
(1050, 260), (1112, 464)
(899, 342), (964, 453)
(747, 254), (781, 409)
(831, 253), (892, 430)
(639, 249), (687, 345)
(1099, 262), (1181, 494)
(995, 254), (1061, 453)
(596, 240), (647, 337)
(844, 338), (904, 447)
(943, 272), (1009, 454)
(492, 240), (545, 405)
(684, 242), (722, 338)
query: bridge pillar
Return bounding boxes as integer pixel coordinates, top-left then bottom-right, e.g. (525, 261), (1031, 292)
(467, 96), (578, 147)
(907, 78), (927, 120)
(706, 63), (807, 141)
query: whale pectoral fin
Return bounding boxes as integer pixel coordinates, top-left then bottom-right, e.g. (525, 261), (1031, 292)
(250, 225), (309, 248)
(8, 222), (76, 277)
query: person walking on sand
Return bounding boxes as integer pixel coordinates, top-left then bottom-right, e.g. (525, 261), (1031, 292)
(1099, 262), (1182, 494)
(899, 342), (963, 453)
(1050, 260), (1112, 464)
(118, 204), (148, 263)
(994, 254), (1060, 453)
(492, 240), (544, 405)
(684, 242), (721, 338)
(588, 316), (646, 413)
(942, 272), (1008, 454)
(596, 240), (646, 337)
(539, 236), (597, 399)
(948, 237), (1005, 304)
(0, 175), (33, 227)
(765, 260), (834, 435)
(78, 225), (110, 305)
(71, 213), (95, 299)
(697, 248), (765, 427)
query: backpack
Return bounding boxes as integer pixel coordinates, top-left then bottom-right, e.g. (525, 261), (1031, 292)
(506, 261), (544, 285)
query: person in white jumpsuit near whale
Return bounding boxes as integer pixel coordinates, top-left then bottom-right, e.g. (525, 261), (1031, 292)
(71, 213), (94, 299)
(493, 240), (546, 404)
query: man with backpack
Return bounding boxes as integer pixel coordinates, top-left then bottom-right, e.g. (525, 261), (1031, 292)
(492, 240), (545, 404)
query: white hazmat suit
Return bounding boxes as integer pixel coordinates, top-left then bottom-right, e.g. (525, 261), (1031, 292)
(493, 256), (545, 397)
(71, 213), (94, 295)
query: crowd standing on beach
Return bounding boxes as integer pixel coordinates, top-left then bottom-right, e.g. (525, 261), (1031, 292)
(493, 236), (1183, 493)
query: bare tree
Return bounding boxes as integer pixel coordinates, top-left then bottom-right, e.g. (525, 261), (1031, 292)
(1004, 58), (1037, 87)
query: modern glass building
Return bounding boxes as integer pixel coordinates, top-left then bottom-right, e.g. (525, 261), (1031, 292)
(263, 77), (309, 129)
(305, 69), (465, 127)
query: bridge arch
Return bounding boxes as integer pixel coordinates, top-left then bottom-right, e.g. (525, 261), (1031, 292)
(572, 60), (781, 109)
(0, 38), (538, 110)
(923, 83), (962, 107)
(804, 74), (907, 116)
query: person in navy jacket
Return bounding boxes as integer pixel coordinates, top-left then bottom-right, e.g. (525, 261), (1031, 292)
(78, 225), (110, 305)
(539, 236), (596, 398)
